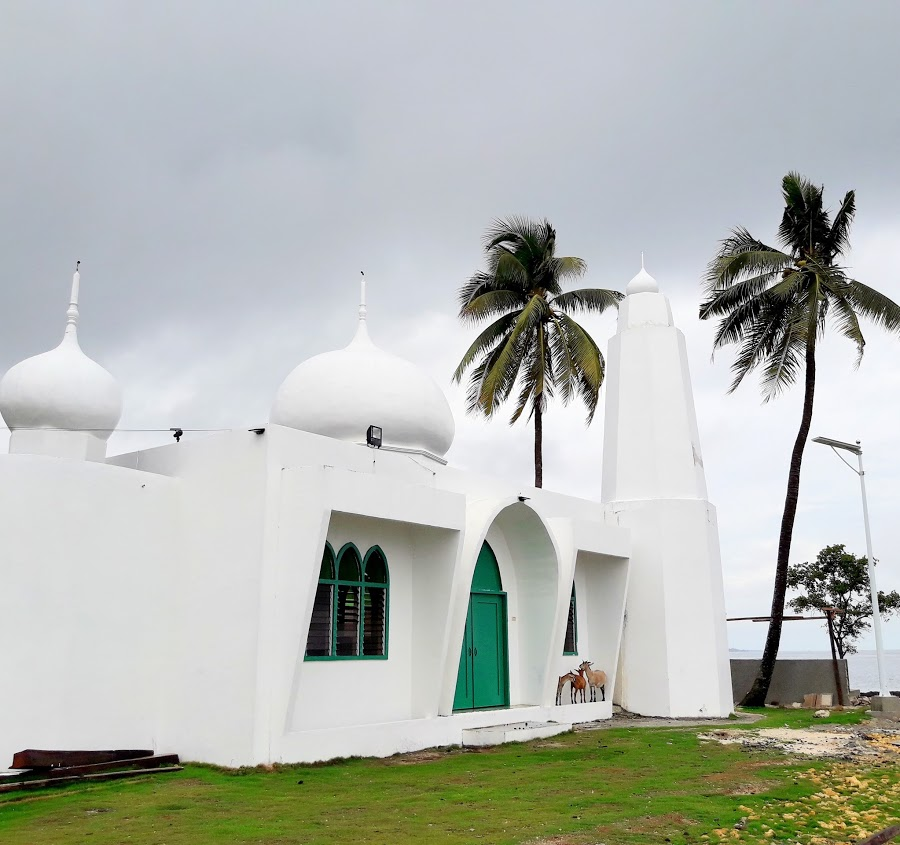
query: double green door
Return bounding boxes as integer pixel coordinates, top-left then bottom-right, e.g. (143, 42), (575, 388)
(453, 542), (509, 711)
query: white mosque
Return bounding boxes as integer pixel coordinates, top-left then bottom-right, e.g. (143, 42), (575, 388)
(0, 265), (733, 767)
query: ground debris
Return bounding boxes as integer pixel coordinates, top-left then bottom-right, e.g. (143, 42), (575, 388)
(699, 725), (900, 761)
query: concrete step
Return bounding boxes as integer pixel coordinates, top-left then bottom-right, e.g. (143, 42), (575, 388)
(461, 720), (570, 747)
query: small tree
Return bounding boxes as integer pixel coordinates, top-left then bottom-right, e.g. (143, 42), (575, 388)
(787, 544), (900, 658)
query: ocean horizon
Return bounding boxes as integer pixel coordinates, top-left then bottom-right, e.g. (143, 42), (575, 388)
(729, 649), (900, 693)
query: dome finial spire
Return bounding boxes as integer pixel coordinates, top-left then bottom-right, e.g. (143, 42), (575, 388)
(359, 270), (367, 322)
(65, 261), (81, 337)
(641, 251), (644, 270)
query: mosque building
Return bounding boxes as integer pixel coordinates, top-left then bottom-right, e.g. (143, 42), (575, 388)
(0, 264), (733, 767)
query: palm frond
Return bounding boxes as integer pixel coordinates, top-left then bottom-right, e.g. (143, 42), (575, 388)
(705, 227), (791, 290)
(452, 312), (519, 383)
(829, 292), (866, 367)
(476, 295), (547, 416)
(549, 256), (588, 282)
(846, 281), (900, 334)
(825, 190), (856, 259)
(458, 289), (525, 324)
(551, 287), (623, 314)
(553, 313), (604, 422)
(699, 271), (781, 320)
(457, 271), (505, 309)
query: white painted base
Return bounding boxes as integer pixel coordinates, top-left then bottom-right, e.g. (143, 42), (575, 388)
(462, 721), (569, 747)
(271, 701), (613, 765)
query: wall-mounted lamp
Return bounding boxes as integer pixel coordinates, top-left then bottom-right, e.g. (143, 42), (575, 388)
(170, 427), (183, 443)
(249, 428), (265, 435)
(366, 425), (383, 449)
(518, 495), (530, 502)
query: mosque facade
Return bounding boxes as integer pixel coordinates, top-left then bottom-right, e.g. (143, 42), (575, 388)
(0, 266), (733, 767)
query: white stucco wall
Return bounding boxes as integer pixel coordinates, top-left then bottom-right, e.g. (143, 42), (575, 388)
(0, 454), (180, 767)
(111, 431), (271, 766)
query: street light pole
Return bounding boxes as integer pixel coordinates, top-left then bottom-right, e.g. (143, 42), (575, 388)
(812, 436), (889, 696)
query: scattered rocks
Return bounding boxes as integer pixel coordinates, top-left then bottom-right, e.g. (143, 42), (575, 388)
(699, 725), (900, 761)
(814, 709), (831, 718)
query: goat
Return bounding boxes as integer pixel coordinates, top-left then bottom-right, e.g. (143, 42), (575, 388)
(571, 666), (587, 703)
(556, 671), (577, 705)
(578, 660), (607, 702)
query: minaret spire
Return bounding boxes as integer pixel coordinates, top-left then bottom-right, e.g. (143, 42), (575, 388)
(65, 261), (81, 338)
(359, 270), (367, 322)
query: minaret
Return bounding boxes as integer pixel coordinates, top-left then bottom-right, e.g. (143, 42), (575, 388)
(0, 263), (123, 462)
(601, 263), (733, 717)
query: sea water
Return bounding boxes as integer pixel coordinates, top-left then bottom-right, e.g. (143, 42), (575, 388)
(729, 649), (900, 693)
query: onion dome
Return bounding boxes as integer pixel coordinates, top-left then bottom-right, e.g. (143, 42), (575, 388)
(625, 255), (659, 295)
(0, 264), (122, 438)
(271, 277), (455, 458)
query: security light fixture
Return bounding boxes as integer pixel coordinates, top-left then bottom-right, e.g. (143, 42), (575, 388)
(366, 425), (382, 449)
(249, 428), (265, 435)
(170, 427), (183, 443)
(518, 495), (530, 502)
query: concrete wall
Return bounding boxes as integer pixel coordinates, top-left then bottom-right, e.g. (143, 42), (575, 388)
(0, 453), (180, 768)
(730, 659), (851, 706)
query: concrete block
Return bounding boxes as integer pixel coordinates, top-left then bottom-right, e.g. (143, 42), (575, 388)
(870, 696), (900, 715)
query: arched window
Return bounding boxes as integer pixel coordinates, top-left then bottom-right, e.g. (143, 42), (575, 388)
(563, 583), (577, 655)
(306, 544), (335, 657)
(363, 547), (389, 656)
(305, 542), (389, 660)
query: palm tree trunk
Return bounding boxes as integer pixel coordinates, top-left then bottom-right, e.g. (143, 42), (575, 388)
(740, 333), (817, 707)
(534, 402), (543, 488)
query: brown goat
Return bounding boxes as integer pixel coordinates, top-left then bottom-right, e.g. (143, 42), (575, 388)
(556, 671), (577, 705)
(578, 661), (607, 702)
(571, 666), (587, 703)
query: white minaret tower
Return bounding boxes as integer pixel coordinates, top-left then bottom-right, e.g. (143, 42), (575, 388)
(0, 263), (123, 462)
(601, 262), (733, 717)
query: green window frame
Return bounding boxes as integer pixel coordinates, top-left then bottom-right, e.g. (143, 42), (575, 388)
(563, 583), (578, 655)
(305, 542), (390, 660)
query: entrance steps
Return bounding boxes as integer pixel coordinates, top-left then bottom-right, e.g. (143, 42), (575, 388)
(461, 720), (570, 747)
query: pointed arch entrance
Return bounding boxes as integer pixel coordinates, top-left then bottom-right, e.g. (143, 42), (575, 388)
(453, 541), (509, 711)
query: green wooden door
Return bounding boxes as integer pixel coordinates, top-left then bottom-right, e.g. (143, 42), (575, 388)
(453, 542), (509, 711)
(471, 593), (508, 708)
(453, 610), (474, 710)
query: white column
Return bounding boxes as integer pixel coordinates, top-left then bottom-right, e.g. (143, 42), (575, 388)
(601, 268), (733, 717)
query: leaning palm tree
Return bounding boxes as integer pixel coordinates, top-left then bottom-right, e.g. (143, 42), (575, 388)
(700, 172), (900, 706)
(453, 216), (622, 487)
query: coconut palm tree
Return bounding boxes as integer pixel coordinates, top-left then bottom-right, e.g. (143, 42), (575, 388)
(453, 216), (622, 488)
(700, 172), (900, 706)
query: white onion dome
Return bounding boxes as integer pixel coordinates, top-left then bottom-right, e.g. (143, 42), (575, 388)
(271, 289), (455, 457)
(625, 266), (659, 295)
(0, 267), (122, 439)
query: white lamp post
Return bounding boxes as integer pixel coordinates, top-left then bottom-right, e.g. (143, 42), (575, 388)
(812, 436), (888, 696)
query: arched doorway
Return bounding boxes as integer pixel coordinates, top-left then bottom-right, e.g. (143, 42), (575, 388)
(453, 541), (509, 711)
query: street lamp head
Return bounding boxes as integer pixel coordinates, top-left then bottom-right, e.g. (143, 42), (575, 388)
(812, 436), (862, 455)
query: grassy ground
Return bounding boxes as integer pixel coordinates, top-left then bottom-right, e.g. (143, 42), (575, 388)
(0, 708), (895, 845)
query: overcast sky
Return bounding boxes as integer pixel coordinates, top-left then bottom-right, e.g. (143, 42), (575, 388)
(3, 1), (900, 655)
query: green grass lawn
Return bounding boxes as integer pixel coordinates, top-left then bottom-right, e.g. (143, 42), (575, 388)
(0, 708), (893, 845)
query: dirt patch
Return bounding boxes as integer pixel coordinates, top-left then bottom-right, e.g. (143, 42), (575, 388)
(382, 750), (451, 765)
(699, 726), (900, 762)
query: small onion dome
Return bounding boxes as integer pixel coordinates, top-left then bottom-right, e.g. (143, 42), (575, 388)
(0, 265), (122, 439)
(625, 266), (659, 295)
(0, 332), (123, 438)
(271, 320), (456, 458)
